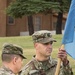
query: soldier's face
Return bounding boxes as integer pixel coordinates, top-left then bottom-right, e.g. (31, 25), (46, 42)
(35, 42), (53, 57)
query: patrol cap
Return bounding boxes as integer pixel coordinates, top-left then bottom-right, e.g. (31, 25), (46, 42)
(32, 30), (56, 44)
(2, 43), (26, 59)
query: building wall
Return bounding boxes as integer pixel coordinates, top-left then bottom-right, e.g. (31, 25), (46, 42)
(6, 16), (28, 36)
(0, 0), (7, 36)
(42, 14), (53, 30)
(0, 0), (66, 37)
(6, 0), (28, 36)
(33, 13), (53, 31)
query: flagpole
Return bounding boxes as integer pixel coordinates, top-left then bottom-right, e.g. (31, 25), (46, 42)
(55, 45), (64, 75)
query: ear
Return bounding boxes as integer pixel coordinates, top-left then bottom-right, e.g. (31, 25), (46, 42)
(34, 43), (40, 50)
(13, 57), (18, 65)
(34, 43), (38, 48)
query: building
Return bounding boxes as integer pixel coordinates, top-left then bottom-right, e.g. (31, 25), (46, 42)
(0, 0), (67, 37)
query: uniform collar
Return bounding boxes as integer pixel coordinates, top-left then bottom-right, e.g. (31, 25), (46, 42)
(32, 56), (57, 71)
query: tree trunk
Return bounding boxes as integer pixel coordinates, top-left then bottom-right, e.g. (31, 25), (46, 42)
(56, 12), (63, 34)
(28, 16), (34, 35)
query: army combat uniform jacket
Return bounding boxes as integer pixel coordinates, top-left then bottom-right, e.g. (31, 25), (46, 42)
(19, 57), (73, 75)
(0, 66), (15, 75)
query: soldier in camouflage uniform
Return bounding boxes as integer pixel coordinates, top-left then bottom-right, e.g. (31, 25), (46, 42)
(19, 30), (73, 75)
(0, 43), (26, 75)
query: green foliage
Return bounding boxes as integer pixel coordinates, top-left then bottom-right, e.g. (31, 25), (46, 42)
(6, 0), (60, 18)
(6, 0), (71, 18)
(59, 0), (71, 12)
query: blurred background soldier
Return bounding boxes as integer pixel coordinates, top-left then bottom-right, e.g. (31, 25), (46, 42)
(0, 43), (26, 75)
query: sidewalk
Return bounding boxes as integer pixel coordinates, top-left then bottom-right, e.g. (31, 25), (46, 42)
(20, 30), (64, 36)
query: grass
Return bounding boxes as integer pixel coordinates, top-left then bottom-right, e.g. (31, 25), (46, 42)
(0, 35), (75, 74)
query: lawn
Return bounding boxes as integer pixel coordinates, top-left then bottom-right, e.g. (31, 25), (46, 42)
(0, 35), (75, 74)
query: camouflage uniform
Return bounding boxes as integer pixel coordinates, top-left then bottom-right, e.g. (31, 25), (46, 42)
(19, 56), (73, 75)
(0, 43), (26, 75)
(19, 30), (73, 75)
(0, 66), (15, 75)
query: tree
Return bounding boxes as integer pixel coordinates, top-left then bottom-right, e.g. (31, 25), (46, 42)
(6, 0), (60, 17)
(6, 0), (60, 35)
(6, 0), (71, 35)
(56, 0), (71, 34)
(28, 16), (34, 35)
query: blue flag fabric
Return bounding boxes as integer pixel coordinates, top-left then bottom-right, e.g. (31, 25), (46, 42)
(65, 32), (75, 59)
(62, 0), (75, 59)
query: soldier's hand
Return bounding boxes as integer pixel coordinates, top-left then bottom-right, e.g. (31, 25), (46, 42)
(58, 49), (69, 66)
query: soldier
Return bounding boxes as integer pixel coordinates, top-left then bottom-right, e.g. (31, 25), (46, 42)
(19, 30), (73, 75)
(0, 43), (26, 75)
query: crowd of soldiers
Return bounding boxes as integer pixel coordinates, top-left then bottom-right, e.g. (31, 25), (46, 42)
(0, 30), (73, 75)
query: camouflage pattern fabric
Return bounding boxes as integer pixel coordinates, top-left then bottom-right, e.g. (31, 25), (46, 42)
(32, 30), (56, 44)
(0, 66), (15, 75)
(2, 43), (26, 59)
(19, 56), (73, 75)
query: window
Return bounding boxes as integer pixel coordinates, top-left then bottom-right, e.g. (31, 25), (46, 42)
(34, 16), (41, 31)
(53, 22), (56, 30)
(7, 16), (15, 25)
